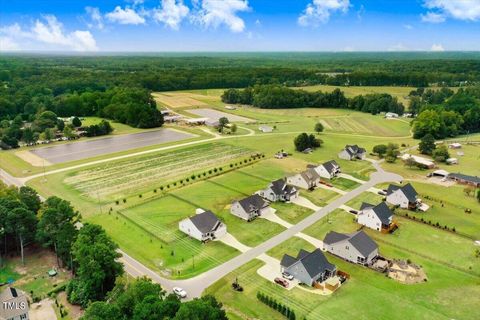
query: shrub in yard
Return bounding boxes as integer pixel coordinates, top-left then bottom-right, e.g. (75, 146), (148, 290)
(123, 198), (127, 203)
(171, 250), (175, 256)
(160, 186), (164, 190)
(230, 164), (234, 168)
(173, 182), (177, 186)
(115, 200), (119, 205)
(186, 178), (190, 182)
(139, 194), (142, 198)
(213, 168), (218, 173)
(153, 189), (157, 193)
(208, 170), (212, 174)
(191, 174), (196, 180)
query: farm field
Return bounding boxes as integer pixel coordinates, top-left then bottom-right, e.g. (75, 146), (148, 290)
(157, 89), (413, 137)
(184, 108), (253, 122)
(298, 84), (416, 104)
(62, 143), (253, 201)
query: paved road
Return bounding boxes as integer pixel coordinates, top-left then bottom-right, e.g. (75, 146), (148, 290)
(30, 129), (196, 164)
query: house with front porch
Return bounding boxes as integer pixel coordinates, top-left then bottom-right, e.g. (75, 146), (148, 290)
(258, 179), (299, 202)
(286, 168), (321, 190)
(230, 194), (270, 221)
(280, 249), (336, 286)
(179, 209), (227, 242)
(357, 202), (395, 232)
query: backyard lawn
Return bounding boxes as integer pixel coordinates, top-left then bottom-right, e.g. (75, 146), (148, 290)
(301, 187), (342, 207)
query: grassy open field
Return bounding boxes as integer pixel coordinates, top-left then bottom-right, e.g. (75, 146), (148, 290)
(298, 84), (416, 105)
(301, 187), (342, 207)
(394, 181), (480, 239)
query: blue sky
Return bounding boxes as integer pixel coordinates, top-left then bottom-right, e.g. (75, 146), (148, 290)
(1, 0), (479, 52)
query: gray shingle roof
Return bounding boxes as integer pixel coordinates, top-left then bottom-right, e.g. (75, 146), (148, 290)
(322, 160), (339, 174)
(344, 145), (366, 157)
(300, 168), (320, 183)
(387, 183), (417, 202)
(448, 173), (480, 185)
(270, 179), (296, 197)
(300, 249), (336, 277)
(281, 249), (335, 278)
(349, 231), (378, 257)
(189, 211), (221, 234)
(371, 202), (393, 225)
(323, 231), (349, 245)
(360, 202), (375, 211)
(238, 194), (269, 213)
(323, 230), (378, 258)
(280, 254), (297, 268)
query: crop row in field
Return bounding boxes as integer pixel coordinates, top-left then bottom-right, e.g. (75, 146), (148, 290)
(64, 143), (252, 200)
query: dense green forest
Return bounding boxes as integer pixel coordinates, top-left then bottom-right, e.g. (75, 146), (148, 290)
(222, 85), (405, 114)
(1, 53), (479, 146)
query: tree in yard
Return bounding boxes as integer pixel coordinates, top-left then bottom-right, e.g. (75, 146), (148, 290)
(294, 133), (322, 152)
(36, 197), (81, 268)
(72, 116), (82, 127)
(67, 223), (123, 307)
(41, 128), (55, 141)
(230, 123), (237, 134)
(218, 117), (229, 133)
(432, 145), (450, 162)
(6, 207), (37, 265)
(418, 134), (436, 155)
(404, 157), (417, 168)
(372, 144), (388, 157)
(314, 122), (324, 134)
(385, 143), (400, 163)
(477, 189), (480, 203)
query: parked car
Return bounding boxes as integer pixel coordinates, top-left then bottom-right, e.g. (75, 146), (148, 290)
(173, 287), (187, 298)
(349, 209), (358, 215)
(377, 190), (387, 196)
(282, 272), (294, 280)
(274, 277), (289, 288)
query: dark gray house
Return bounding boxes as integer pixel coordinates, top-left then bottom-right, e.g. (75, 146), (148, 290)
(258, 179), (299, 202)
(357, 202), (394, 232)
(323, 230), (379, 265)
(280, 249), (336, 286)
(386, 183), (419, 209)
(230, 194), (270, 221)
(179, 210), (227, 242)
(338, 144), (367, 160)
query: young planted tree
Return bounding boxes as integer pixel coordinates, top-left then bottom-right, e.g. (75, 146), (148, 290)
(314, 122), (324, 134)
(72, 116), (82, 128)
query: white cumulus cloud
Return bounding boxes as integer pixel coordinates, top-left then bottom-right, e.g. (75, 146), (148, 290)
(0, 15), (98, 51)
(431, 43), (445, 51)
(106, 6), (146, 25)
(422, 0), (480, 22)
(153, 0), (190, 29)
(421, 11), (446, 23)
(298, 0), (350, 26)
(195, 0), (250, 33)
(85, 7), (104, 30)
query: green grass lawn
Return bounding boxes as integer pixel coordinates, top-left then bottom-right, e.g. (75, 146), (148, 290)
(330, 177), (361, 191)
(271, 202), (314, 224)
(301, 187), (342, 207)
(89, 210), (239, 279)
(345, 191), (384, 210)
(303, 209), (359, 240)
